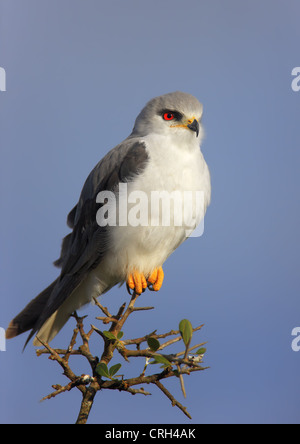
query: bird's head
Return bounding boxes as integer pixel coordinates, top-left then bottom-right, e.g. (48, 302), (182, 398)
(131, 91), (204, 143)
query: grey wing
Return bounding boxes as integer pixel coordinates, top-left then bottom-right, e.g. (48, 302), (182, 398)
(56, 138), (149, 274)
(28, 138), (149, 342)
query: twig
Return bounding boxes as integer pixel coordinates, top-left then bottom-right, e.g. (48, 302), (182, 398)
(154, 380), (192, 419)
(36, 291), (207, 424)
(177, 364), (187, 398)
(75, 382), (99, 425)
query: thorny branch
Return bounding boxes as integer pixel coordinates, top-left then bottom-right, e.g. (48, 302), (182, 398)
(36, 291), (208, 424)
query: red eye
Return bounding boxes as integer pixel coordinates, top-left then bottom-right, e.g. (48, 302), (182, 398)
(163, 112), (175, 121)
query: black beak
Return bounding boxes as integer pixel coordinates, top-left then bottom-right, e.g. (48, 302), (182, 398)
(187, 119), (199, 137)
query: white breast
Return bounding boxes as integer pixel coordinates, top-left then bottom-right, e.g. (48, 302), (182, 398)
(79, 132), (211, 302)
(103, 133), (211, 280)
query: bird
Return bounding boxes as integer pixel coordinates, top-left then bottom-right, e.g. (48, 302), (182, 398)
(6, 91), (211, 347)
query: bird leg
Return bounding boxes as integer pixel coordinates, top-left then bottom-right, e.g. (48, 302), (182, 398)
(127, 271), (148, 295)
(147, 266), (164, 292)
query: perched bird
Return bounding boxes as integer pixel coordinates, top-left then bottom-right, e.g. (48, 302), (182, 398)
(6, 91), (211, 346)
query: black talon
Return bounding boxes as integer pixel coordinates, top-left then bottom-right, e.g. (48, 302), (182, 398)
(126, 283), (134, 296)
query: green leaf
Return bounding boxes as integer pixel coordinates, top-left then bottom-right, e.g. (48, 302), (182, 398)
(109, 363), (122, 377)
(117, 331), (124, 340)
(150, 354), (172, 367)
(196, 347), (207, 355)
(103, 331), (117, 341)
(147, 337), (160, 352)
(96, 362), (110, 378)
(179, 319), (193, 346)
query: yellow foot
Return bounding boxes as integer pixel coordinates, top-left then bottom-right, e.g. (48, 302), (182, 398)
(127, 271), (148, 295)
(147, 266), (164, 292)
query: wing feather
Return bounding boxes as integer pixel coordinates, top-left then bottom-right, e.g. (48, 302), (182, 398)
(30, 138), (149, 341)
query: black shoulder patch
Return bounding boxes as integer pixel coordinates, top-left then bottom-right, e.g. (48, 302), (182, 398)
(97, 141), (149, 191)
(119, 142), (149, 183)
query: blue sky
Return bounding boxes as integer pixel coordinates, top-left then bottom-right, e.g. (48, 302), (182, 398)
(1, 0), (300, 424)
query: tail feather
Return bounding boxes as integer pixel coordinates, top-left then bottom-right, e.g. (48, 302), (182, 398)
(6, 279), (59, 340)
